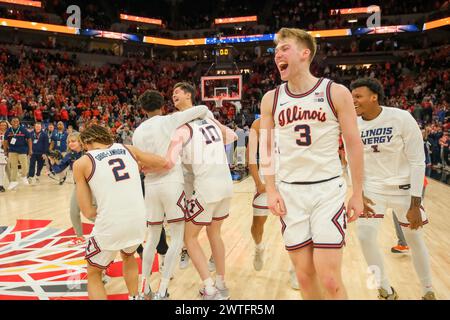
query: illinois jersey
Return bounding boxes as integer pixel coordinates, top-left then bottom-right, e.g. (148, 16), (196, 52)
(273, 77), (342, 183)
(86, 143), (146, 250)
(358, 106), (425, 196)
(132, 105), (209, 185)
(182, 118), (233, 203)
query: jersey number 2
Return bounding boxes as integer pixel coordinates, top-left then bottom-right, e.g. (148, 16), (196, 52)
(108, 158), (130, 182)
(295, 124), (311, 146)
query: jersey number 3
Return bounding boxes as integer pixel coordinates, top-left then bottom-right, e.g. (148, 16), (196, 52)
(295, 124), (311, 146)
(108, 158), (130, 182)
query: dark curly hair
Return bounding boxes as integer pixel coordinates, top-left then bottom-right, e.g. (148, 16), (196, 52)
(350, 77), (385, 104)
(138, 90), (164, 112)
(80, 124), (114, 146)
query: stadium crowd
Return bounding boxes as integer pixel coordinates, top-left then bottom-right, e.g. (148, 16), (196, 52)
(0, 40), (449, 192)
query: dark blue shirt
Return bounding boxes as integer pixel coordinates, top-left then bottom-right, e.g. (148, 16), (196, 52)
(31, 130), (49, 155)
(5, 126), (31, 154)
(51, 130), (68, 153)
(51, 151), (82, 173)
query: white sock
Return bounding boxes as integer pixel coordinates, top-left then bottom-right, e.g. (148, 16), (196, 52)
(356, 219), (392, 293)
(203, 277), (216, 295)
(215, 274), (226, 290)
(141, 225), (163, 294)
(158, 278), (170, 296)
(160, 222), (184, 280)
(255, 242), (264, 251)
(403, 227), (433, 295)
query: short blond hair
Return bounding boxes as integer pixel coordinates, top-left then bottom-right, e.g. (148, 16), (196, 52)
(275, 28), (317, 62)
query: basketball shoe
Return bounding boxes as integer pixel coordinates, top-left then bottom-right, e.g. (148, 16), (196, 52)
(152, 291), (170, 300)
(199, 287), (226, 300)
(378, 287), (399, 300)
(391, 245), (409, 254)
(422, 291), (436, 300)
(7, 181), (19, 190)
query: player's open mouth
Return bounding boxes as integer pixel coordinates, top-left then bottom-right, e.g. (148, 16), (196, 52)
(278, 62), (288, 72)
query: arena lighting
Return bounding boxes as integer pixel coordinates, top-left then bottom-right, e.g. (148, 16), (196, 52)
(119, 14), (162, 26)
(354, 25), (420, 35)
(330, 6), (380, 15)
(214, 15), (257, 25)
(423, 16), (450, 30)
(348, 19), (358, 23)
(0, 17), (77, 34)
(0, 0), (41, 7)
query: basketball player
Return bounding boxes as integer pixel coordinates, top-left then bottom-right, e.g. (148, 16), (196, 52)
(351, 77), (435, 300)
(260, 28), (364, 300)
(73, 125), (168, 300)
(171, 82), (237, 300)
(246, 118), (299, 289)
(132, 90), (210, 300)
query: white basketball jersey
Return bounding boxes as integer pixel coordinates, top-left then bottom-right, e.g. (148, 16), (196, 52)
(273, 78), (342, 183)
(132, 105), (210, 185)
(86, 143), (146, 250)
(133, 115), (184, 185)
(358, 106), (425, 195)
(182, 118), (233, 203)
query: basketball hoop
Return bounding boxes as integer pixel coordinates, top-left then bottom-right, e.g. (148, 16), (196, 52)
(215, 97), (223, 108)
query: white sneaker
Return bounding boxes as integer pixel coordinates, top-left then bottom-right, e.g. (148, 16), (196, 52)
(22, 177), (29, 185)
(28, 177), (34, 185)
(253, 247), (264, 271)
(208, 256), (216, 272)
(7, 181), (19, 190)
(199, 287), (225, 300)
(179, 249), (190, 269)
(35, 176), (40, 184)
(289, 268), (300, 290)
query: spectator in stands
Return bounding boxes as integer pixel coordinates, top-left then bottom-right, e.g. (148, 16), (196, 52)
(3, 117), (31, 190)
(28, 122), (49, 184)
(0, 120), (8, 192)
(117, 124), (134, 144)
(50, 121), (68, 155)
(0, 99), (7, 121)
(428, 124), (443, 168)
(439, 131), (450, 170)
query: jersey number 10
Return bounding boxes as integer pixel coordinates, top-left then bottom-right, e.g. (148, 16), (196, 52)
(200, 125), (221, 145)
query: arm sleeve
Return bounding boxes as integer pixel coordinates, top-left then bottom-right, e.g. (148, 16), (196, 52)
(167, 105), (208, 132)
(401, 112), (425, 197)
(51, 153), (72, 174)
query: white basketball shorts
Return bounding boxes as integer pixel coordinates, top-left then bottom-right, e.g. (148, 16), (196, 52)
(85, 236), (139, 269)
(185, 193), (231, 225)
(278, 176), (347, 251)
(145, 182), (186, 226)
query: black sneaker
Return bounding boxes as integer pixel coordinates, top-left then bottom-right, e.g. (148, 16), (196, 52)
(0, 186), (5, 192)
(59, 176), (67, 185)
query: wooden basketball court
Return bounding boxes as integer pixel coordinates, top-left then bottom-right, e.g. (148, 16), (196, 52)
(0, 174), (449, 300)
